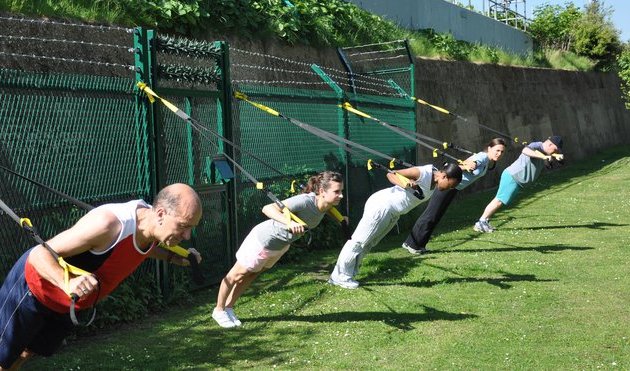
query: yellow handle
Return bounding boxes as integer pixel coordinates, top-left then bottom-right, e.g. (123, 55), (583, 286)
(328, 207), (344, 223)
(160, 244), (190, 257)
(234, 91), (280, 117)
(342, 102), (372, 119)
(394, 172), (412, 188)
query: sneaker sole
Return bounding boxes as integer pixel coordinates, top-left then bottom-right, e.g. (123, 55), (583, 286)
(327, 278), (359, 289)
(402, 245), (424, 255)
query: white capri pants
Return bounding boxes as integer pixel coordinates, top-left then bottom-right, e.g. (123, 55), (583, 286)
(236, 231), (290, 273)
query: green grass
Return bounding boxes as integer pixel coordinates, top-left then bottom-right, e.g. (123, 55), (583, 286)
(24, 146), (630, 369)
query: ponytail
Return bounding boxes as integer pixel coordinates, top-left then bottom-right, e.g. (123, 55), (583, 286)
(440, 162), (463, 183)
(303, 171), (343, 194)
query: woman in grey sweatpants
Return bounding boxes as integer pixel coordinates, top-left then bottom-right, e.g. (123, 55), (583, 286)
(328, 162), (463, 289)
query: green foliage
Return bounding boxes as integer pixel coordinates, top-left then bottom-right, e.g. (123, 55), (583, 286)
(425, 30), (472, 61)
(543, 49), (597, 71)
(571, 0), (621, 71)
(529, 3), (582, 51)
(618, 46), (630, 108)
(529, 1), (621, 71)
(2, 0), (607, 72)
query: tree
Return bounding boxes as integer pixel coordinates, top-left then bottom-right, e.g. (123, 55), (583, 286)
(529, 3), (581, 51)
(571, 0), (621, 70)
(618, 44), (630, 109)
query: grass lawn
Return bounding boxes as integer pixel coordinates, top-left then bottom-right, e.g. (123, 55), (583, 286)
(26, 146), (630, 370)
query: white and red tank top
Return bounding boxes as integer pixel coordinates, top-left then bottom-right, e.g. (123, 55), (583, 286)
(24, 200), (155, 313)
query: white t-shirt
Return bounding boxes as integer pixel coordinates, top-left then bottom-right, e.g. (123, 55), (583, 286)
(368, 164), (434, 215)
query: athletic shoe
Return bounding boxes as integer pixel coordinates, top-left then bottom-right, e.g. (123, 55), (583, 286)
(212, 308), (237, 328)
(225, 308), (242, 327)
(327, 277), (359, 289)
(473, 220), (495, 233)
(402, 242), (428, 255)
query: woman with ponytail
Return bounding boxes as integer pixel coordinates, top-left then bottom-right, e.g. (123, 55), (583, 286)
(329, 163), (463, 289)
(402, 138), (507, 254)
(212, 171), (344, 328)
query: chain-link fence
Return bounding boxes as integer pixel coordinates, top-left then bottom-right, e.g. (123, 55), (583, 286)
(0, 18), (416, 305)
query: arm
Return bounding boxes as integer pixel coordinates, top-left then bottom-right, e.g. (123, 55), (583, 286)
(386, 167), (421, 188)
(28, 208), (121, 297)
(262, 202), (305, 234)
(522, 146), (550, 160)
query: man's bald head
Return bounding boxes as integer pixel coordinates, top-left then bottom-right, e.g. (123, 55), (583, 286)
(154, 183), (202, 219)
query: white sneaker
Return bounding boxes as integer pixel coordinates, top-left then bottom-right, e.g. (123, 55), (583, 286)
(212, 308), (237, 328)
(473, 220), (495, 233)
(225, 308), (242, 327)
(402, 242), (428, 255)
(328, 277), (359, 289)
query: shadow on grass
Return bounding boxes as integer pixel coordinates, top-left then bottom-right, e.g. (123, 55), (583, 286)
(246, 305), (476, 331)
(502, 221), (628, 231)
(428, 241), (594, 255)
(394, 146), (630, 251)
(364, 267), (556, 290)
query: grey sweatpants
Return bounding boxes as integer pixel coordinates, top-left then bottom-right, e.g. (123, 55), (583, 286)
(330, 198), (400, 281)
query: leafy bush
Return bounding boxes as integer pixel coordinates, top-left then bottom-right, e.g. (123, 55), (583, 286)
(618, 46), (630, 109)
(528, 1), (621, 71)
(529, 3), (581, 51)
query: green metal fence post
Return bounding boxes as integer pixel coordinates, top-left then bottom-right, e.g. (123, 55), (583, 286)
(215, 41), (238, 264)
(311, 64), (351, 217)
(134, 27), (169, 296)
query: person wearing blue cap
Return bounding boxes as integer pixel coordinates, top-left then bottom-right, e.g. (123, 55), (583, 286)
(474, 135), (564, 233)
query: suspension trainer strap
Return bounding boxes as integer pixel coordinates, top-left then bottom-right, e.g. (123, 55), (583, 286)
(137, 82), (306, 230)
(410, 96), (528, 145)
(234, 91), (413, 169)
(341, 102), (466, 166)
(0, 198), (96, 326)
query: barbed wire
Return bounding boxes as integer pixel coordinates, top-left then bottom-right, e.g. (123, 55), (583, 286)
(232, 47), (401, 94)
(312, 66), (401, 95)
(232, 79), (330, 86)
(352, 54), (408, 64)
(232, 63), (317, 76)
(346, 47), (406, 57)
(340, 39), (407, 49)
(0, 51), (135, 70)
(0, 34), (132, 51)
(0, 15), (133, 32)
(232, 47), (389, 84)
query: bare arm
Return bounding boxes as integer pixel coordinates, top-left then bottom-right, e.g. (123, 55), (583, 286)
(522, 146), (550, 160)
(28, 208), (121, 297)
(262, 202), (305, 234)
(386, 167), (421, 188)
(461, 154), (478, 171)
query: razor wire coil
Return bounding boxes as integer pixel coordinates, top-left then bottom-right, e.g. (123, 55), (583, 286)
(0, 15), (133, 32)
(0, 34), (132, 51)
(0, 51), (136, 71)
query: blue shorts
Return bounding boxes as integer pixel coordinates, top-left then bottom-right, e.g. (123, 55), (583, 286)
(495, 170), (522, 206)
(0, 250), (73, 368)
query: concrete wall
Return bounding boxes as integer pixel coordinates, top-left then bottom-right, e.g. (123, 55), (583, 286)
(347, 0), (533, 55)
(413, 58), (630, 192)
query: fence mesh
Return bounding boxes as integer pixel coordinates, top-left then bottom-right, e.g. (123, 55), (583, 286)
(1, 19), (416, 301)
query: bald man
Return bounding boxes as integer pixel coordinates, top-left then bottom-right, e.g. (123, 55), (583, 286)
(0, 183), (203, 370)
